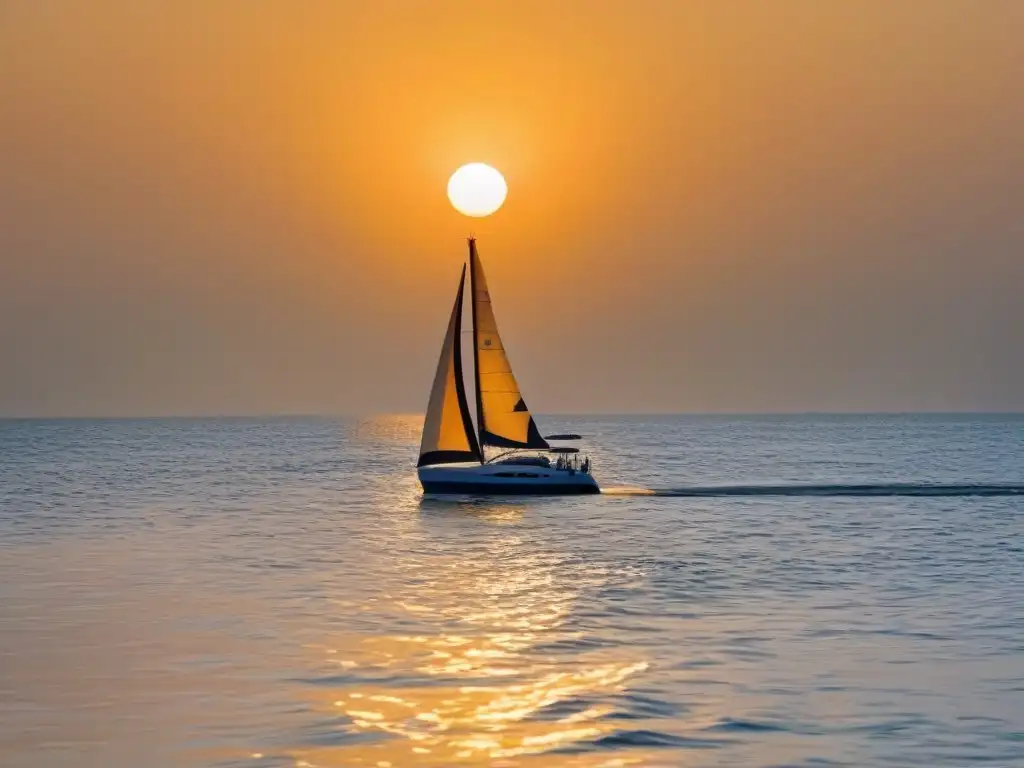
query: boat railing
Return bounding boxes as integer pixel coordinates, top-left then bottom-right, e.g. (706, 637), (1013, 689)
(553, 453), (592, 475)
(490, 449), (593, 475)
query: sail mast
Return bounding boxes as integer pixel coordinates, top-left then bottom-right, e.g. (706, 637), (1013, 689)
(468, 237), (485, 456)
(453, 266), (483, 464)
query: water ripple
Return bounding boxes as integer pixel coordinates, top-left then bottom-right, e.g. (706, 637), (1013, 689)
(2, 414), (1023, 767)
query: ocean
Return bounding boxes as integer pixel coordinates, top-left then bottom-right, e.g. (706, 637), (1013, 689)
(1, 414), (1022, 767)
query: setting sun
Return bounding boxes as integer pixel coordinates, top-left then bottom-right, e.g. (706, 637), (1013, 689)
(447, 163), (507, 217)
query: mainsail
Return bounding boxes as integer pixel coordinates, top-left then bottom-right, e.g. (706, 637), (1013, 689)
(469, 238), (550, 450)
(417, 266), (482, 467)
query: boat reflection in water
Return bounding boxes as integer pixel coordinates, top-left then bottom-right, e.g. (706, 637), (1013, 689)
(292, 498), (652, 766)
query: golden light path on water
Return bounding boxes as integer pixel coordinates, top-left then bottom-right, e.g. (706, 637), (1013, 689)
(282, 432), (657, 766)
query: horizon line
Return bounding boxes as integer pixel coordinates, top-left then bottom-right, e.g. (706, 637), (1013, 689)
(2, 410), (1023, 421)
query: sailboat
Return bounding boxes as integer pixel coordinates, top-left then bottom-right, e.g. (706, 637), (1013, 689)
(417, 238), (599, 495)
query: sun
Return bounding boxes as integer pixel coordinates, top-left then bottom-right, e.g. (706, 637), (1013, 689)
(447, 163), (507, 217)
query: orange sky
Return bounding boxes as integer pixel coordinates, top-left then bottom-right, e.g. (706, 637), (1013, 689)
(1, 2), (1022, 415)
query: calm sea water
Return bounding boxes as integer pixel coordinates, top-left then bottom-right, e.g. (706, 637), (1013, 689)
(1, 415), (1023, 767)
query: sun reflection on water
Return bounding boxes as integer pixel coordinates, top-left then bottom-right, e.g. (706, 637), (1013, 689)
(285, 487), (653, 766)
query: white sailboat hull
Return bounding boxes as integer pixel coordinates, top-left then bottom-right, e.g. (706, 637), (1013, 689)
(419, 463), (600, 495)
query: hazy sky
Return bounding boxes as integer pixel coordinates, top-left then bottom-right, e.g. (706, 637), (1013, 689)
(1, 2), (1022, 416)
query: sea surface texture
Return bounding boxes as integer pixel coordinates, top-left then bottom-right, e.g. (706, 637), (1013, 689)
(1, 415), (1023, 767)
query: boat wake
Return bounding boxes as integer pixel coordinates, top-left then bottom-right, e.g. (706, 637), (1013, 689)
(602, 483), (1024, 498)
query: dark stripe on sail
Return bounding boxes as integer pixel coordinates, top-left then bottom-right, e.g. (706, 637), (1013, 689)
(524, 415), (549, 448)
(451, 267), (482, 463)
(417, 449), (482, 467)
(481, 419), (550, 450)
